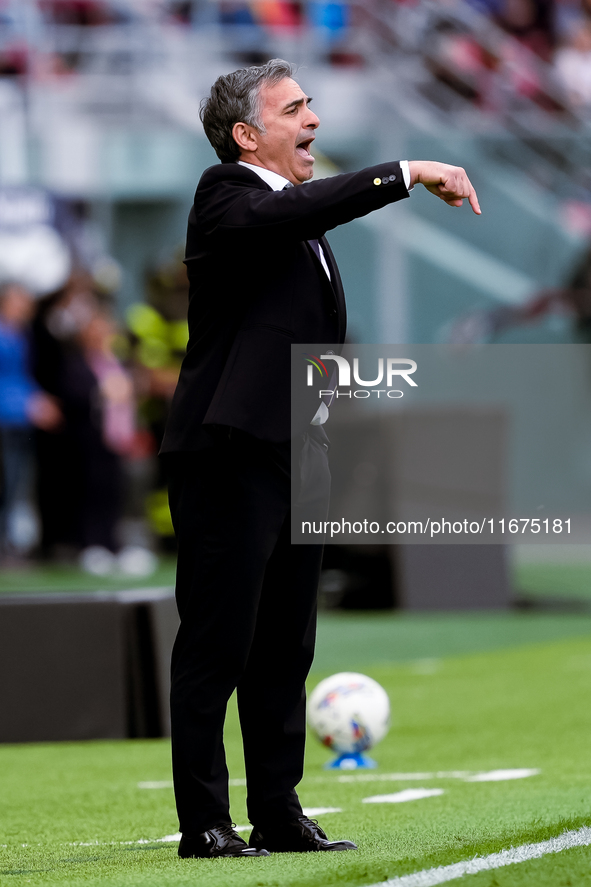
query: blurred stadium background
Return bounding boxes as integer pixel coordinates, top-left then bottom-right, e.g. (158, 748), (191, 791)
(4, 3), (591, 882)
(3, 0), (591, 716)
(2, 0), (591, 567)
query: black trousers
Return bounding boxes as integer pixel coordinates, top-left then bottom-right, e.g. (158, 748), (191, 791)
(165, 425), (329, 835)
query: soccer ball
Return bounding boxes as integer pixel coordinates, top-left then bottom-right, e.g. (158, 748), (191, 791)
(307, 672), (390, 755)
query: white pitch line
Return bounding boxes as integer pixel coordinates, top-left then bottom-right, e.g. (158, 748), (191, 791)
(133, 827), (253, 843)
(363, 826), (591, 887)
(128, 833), (181, 845)
(138, 770), (540, 790)
(136, 772), (475, 789)
(70, 829), (250, 847)
(302, 807), (342, 816)
(337, 769), (539, 784)
(464, 769), (540, 782)
(137, 780), (173, 789)
(363, 789), (444, 804)
(337, 773), (471, 783)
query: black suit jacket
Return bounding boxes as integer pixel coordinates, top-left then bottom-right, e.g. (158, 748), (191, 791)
(160, 160), (409, 450)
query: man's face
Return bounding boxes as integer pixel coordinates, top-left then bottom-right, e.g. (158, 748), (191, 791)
(244, 78), (320, 185)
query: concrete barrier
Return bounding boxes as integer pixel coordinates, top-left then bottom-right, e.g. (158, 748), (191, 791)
(0, 588), (179, 743)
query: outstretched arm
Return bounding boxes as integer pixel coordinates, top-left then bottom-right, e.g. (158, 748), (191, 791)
(408, 161), (481, 214)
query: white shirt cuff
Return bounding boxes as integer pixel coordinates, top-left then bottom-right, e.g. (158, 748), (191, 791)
(400, 160), (412, 191)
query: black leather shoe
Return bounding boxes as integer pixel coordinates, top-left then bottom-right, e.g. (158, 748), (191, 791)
(179, 824), (270, 858)
(249, 816), (358, 852)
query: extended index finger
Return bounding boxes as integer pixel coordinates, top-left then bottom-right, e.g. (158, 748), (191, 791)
(467, 180), (481, 215)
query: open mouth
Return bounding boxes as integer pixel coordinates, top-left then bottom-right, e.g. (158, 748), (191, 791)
(296, 137), (315, 159)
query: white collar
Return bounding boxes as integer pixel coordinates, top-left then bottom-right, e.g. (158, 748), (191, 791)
(237, 161), (291, 192)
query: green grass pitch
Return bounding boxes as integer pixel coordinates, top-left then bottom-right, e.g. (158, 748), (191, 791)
(3, 608), (591, 887)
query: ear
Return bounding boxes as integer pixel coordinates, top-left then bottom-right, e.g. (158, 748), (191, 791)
(232, 121), (259, 156)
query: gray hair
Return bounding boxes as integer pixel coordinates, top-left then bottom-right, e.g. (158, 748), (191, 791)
(200, 59), (296, 163)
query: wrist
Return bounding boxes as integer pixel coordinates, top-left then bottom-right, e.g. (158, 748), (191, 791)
(408, 161), (431, 188)
(408, 161), (421, 188)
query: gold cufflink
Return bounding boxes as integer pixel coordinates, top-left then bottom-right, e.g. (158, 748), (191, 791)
(373, 177), (381, 185)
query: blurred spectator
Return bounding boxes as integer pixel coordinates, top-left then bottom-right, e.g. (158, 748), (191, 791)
(465, 0), (504, 13)
(496, 0), (555, 61)
(0, 43), (28, 77)
(554, 20), (591, 106)
(167, 2), (194, 25)
(307, 1), (347, 37)
(38, 0), (122, 26)
(0, 283), (61, 561)
(33, 272), (98, 556)
(252, 1), (302, 29)
(307, 1), (352, 63)
(220, 1), (258, 26)
(62, 305), (136, 561)
(554, 0), (586, 43)
(33, 272), (159, 574)
(128, 249), (190, 550)
(426, 21), (490, 102)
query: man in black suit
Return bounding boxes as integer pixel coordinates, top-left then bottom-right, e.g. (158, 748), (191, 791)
(161, 59), (480, 860)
